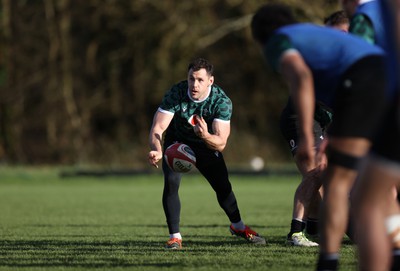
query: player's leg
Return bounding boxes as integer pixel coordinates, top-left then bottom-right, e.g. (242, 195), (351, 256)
(317, 55), (386, 270)
(294, 144), (327, 223)
(354, 97), (400, 270)
(306, 185), (324, 237)
(195, 148), (266, 244)
(288, 154), (324, 247)
(280, 101), (321, 246)
(162, 156), (183, 249)
(352, 157), (400, 271)
(306, 103), (332, 238)
(280, 103), (306, 237)
(195, 149), (240, 222)
(317, 137), (370, 270)
(281, 102), (325, 246)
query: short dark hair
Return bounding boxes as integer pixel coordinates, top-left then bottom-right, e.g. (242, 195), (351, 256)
(324, 10), (349, 26)
(251, 4), (297, 44)
(188, 58), (214, 76)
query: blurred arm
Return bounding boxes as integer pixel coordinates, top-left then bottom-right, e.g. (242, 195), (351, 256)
(279, 50), (316, 169)
(148, 110), (173, 168)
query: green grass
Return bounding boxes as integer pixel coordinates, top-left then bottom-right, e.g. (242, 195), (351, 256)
(0, 168), (357, 270)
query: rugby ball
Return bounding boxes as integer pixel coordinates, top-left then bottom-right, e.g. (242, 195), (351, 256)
(164, 143), (196, 173)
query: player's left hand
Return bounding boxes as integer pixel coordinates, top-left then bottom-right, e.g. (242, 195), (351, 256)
(193, 115), (208, 139)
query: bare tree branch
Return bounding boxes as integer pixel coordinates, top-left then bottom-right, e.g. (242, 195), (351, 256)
(197, 14), (253, 49)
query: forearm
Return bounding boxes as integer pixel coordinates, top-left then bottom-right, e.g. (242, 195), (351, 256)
(148, 111), (172, 153)
(201, 133), (226, 152)
(149, 131), (163, 152)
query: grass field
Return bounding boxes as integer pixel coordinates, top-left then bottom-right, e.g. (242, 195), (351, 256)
(0, 168), (357, 270)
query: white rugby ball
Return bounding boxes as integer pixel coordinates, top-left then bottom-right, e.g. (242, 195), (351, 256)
(164, 143), (196, 173)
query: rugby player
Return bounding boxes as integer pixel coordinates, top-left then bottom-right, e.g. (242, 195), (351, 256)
(148, 58), (266, 249)
(250, 4), (386, 270)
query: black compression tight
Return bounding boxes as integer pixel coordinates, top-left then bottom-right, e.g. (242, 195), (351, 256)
(162, 152), (241, 234)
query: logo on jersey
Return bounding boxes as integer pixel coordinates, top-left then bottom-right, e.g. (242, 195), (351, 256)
(188, 115), (198, 126)
(289, 139), (297, 152)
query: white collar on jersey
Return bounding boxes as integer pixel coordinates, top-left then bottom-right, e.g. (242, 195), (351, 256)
(187, 85), (212, 103)
(359, 0), (375, 4)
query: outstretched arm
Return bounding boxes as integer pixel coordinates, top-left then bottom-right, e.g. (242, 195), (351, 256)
(148, 110), (173, 168)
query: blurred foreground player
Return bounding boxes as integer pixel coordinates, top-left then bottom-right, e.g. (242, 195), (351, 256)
(250, 4), (386, 270)
(350, 0), (400, 270)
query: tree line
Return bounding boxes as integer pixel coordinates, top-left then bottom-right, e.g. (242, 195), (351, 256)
(0, 0), (338, 167)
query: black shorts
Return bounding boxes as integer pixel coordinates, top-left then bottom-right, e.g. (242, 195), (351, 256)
(371, 96), (400, 162)
(327, 56), (386, 140)
(280, 98), (331, 156)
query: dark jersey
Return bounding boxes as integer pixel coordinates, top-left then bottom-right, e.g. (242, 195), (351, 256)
(350, 14), (375, 44)
(159, 80), (232, 145)
(378, 0), (398, 86)
(265, 23), (385, 107)
(369, 0), (400, 161)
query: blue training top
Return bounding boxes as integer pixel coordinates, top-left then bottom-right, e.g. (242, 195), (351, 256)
(355, 0), (386, 49)
(354, 0), (397, 98)
(265, 23), (385, 107)
(375, 0), (398, 99)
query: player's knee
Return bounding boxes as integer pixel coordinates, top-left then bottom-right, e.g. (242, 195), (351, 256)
(164, 172), (182, 190)
(326, 147), (361, 170)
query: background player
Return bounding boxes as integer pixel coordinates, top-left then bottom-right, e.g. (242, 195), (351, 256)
(324, 10), (350, 32)
(281, 10), (349, 247)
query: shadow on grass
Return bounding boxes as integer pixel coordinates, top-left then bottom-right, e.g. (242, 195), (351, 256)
(0, 236), (353, 268)
(29, 223), (271, 229)
(0, 239), (175, 268)
(0, 238), (268, 268)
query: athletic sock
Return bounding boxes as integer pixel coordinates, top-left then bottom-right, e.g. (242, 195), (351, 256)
(386, 215), (400, 246)
(316, 253), (339, 271)
(231, 220), (245, 231)
(170, 232), (182, 240)
(386, 215), (400, 271)
(288, 219), (306, 238)
(306, 217), (319, 235)
(391, 249), (400, 271)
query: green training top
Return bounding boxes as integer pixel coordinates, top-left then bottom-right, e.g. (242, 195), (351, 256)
(264, 33), (333, 127)
(349, 14), (375, 44)
(159, 80), (232, 145)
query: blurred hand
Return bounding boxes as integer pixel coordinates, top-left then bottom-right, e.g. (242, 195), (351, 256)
(316, 137), (329, 170)
(148, 150), (162, 168)
(297, 137), (316, 170)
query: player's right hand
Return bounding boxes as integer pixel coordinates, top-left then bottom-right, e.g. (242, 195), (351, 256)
(148, 150), (162, 168)
(297, 138), (316, 170)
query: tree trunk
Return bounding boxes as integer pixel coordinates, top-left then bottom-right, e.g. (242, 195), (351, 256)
(44, 0), (60, 153)
(57, 0), (83, 159)
(1, 0), (25, 161)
